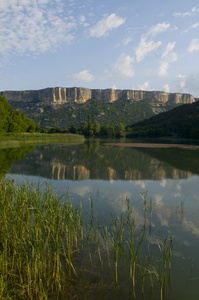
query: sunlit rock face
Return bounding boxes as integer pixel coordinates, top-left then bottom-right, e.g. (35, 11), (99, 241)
(0, 87), (196, 105)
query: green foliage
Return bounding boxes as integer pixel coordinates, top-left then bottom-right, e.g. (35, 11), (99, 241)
(0, 96), (40, 133)
(35, 99), (158, 129)
(129, 101), (199, 139)
(78, 116), (126, 137)
(93, 120), (100, 136)
(115, 123), (126, 137)
(41, 127), (68, 133)
(0, 146), (34, 176)
(79, 115), (99, 137)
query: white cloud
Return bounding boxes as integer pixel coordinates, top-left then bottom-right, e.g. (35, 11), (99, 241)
(163, 84), (170, 93)
(159, 62), (169, 76)
(146, 22), (170, 37)
(136, 38), (162, 62)
(89, 13), (125, 37)
(162, 42), (176, 57)
(173, 7), (199, 17)
(123, 38), (132, 45)
(158, 42), (178, 76)
(170, 73), (199, 98)
(187, 39), (199, 52)
(0, 0), (77, 55)
(79, 15), (89, 27)
(176, 74), (186, 88)
(105, 53), (134, 79)
(192, 23), (199, 29)
(137, 81), (150, 90)
(135, 23), (170, 62)
(70, 69), (95, 82)
(183, 22), (199, 33)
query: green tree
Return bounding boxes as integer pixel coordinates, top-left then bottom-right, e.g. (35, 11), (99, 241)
(93, 121), (100, 136)
(80, 121), (88, 135)
(100, 125), (115, 137)
(87, 114), (94, 137)
(115, 123), (126, 137)
(0, 95), (39, 133)
(8, 122), (21, 133)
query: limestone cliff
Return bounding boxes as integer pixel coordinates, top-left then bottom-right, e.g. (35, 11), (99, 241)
(0, 87), (196, 105)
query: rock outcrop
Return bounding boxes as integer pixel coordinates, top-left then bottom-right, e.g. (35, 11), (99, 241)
(0, 87), (196, 105)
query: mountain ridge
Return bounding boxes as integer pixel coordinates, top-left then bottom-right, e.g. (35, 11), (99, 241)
(1, 87), (198, 129)
(1, 87), (197, 105)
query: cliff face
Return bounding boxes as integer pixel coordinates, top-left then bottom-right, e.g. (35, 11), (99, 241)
(0, 87), (196, 105)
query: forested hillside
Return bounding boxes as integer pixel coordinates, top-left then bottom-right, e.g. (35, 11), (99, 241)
(32, 99), (179, 129)
(0, 96), (39, 133)
(128, 100), (199, 139)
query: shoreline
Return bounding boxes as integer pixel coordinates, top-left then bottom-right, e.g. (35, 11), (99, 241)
(0, 133), (85, 148)
(104, 142), (199, 150)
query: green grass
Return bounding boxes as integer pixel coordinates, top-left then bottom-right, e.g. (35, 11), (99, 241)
(0, 179), (174, 299)
(0, 133), (85, 148)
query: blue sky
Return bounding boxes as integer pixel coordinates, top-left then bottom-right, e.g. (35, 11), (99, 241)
(1, 0), (199, 97)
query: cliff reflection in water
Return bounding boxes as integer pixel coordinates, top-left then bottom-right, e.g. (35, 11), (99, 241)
(8, 140), (198, 181)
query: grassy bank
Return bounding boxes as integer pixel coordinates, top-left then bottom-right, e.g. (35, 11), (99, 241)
(0, 179), (173, 299)
(0, 133), (85, 148)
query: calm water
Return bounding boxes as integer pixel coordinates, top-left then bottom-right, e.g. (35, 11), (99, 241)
(2, 139), (199, 299)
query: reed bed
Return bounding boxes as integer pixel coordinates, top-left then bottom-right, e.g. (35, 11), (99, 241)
(0, 179), (173, 299)
(0, 133), (85, 148)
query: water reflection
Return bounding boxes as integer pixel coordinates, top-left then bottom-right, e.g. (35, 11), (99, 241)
(2, 140), (199, 299)
(0, 146), (35, 176)
(6, 141), (198, 181)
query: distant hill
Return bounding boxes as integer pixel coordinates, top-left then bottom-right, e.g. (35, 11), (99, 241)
(128, 100), (199, 139)
(0, 95), (39, 133)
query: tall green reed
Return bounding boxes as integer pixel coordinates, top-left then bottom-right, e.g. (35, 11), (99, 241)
(0, 179), (83, 299)
(0, 179), (175, 299)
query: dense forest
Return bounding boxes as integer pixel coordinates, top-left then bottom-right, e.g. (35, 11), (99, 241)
(0, 96), (39, 133)
(32, 98), (179, 129)
(128, 100), (199, 139)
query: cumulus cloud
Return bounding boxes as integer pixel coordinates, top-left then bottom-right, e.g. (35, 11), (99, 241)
(0, 0), (77, 55)
(137, 81), (150, 90)
(187, 39), (199, 52)
(70, 69), (95, 82)
(170, 73), (199, 98)
(89, 13), (125, 37)
(135, 22), (170, 62)
(163, 84), (170, 93)
(158, 62), (169, 76)
(158, 42), (178, 76)
(105, 53), (134, 79)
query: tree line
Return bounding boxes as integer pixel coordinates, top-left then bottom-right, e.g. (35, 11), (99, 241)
(0, 96), (40, 133)
(42, 114), (127, 137)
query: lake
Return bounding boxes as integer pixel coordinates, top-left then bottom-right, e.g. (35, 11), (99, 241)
(2, 139), (199, 299)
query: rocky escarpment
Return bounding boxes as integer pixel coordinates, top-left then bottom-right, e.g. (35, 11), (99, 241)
(0, 87), (196, 105)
